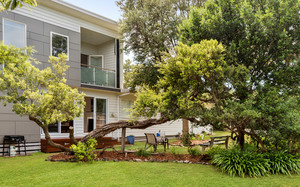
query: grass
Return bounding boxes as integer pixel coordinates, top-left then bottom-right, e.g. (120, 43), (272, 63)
(0, 152), (299, 187)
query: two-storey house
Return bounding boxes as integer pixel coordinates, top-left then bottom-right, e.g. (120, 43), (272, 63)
(0, 0), (184, 152)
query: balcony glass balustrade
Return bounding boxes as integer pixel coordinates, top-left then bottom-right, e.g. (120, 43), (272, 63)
(81, 65), (116, 88)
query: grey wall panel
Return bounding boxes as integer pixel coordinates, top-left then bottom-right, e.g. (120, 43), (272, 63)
(0, 122), (16, 135)
(0, 12), (81, 140)
(15, 14), (43, 35)
(27, 39), (44, 54)
(0, 11), (15, 22)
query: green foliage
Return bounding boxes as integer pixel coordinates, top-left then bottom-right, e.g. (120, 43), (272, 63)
(117, 0), (204, 90)
(206, 146), (226, 159)
(212, 147), (300, 177)
(70, 138), (98, 162)
(212, 149), (269, 177)
(0, 44), (85, 126)
(181, 133), (193, 147)
(136, 149), (151, 157)
(188, 148), (201, 156)
(178, 0), (300, 150)
(264, 151), (300, 175)
(0, 0), (36, 11)
(131, 40), (227, 120)
(171, 147), (181, 157)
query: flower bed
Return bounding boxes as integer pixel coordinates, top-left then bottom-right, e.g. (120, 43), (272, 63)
(47, 151), (211, 164)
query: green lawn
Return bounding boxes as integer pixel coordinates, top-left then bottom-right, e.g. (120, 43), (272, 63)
(0, 152), (299, 187)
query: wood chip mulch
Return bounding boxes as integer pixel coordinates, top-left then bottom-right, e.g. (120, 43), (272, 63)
(170, 140), (208, 146)
(47, 151), (211, 165)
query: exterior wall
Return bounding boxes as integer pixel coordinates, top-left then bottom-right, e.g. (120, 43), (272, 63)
(0, 103), (40, 144)
(0, 11), (81, 142)
(0, 11), (81, 87)
(125, 120), (183, 137)
(0, 5), (123, 141)
(81, 42), (98, 55)
(97, 39), (116, 71)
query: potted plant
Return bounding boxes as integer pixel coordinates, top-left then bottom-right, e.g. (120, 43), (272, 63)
(127, 135), (135, 144)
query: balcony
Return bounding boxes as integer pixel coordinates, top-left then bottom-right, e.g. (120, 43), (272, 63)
(81, 64), (116, 88)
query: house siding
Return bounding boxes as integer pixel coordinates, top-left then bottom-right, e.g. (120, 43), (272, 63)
(97, 39), (116, 71)
(0, 10), (81, 143)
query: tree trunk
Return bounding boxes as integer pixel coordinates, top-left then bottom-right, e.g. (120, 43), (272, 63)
(69, 127), (78, 145)
(42, 126), (71, 152)
(182, 119), (189, 136)
(29, 116), (71, 152)
(238, 130), (245, 151)
(81, 117), (170, 143)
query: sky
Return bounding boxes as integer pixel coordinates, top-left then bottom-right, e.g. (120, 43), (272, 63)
(63, 0), (122, 22)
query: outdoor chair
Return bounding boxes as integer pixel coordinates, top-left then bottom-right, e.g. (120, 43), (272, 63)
(144, 133), (169, 152)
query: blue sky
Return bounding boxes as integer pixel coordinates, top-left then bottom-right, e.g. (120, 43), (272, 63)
(63, 0), (121, 21)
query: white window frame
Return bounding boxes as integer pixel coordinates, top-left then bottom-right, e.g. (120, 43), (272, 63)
(41, 121), (74, 135)
(50, 31), (69, 61)
(2, 18), (27, 48)
(89, 55), (104, 68)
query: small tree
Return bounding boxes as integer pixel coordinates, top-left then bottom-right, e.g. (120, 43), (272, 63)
(0, 44), (85, 151)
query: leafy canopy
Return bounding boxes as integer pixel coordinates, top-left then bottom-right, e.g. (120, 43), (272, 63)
(0, 43), (85, 126)
(117, 0), (205, 90)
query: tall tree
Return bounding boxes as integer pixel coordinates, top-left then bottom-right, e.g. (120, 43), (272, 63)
(0, 44), (85, 151)
(178, 0), (300, 150)
(117, 0), (204, 90)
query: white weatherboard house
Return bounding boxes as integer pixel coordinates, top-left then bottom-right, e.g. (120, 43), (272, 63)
(0, 0), (185, 151)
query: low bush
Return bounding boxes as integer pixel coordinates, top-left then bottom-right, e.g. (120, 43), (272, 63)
(181, 133), (193, 146)
(171, 147), (181, 158)
(206, 146), (226, 159)
(211, 147), (300, 177)
(188, 148), (201, 156)
(212, 149), (269, 177)
(264, 151), (300, 175)
(70, 138), (97, 162)
(136, 149), (151, 157)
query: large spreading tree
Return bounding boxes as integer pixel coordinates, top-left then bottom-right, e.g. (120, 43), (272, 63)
(176, 0), (300, 150)
(0, 44), (85, 151)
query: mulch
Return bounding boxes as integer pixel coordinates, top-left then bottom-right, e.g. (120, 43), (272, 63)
(47, 151), (211, 164)
(170, 140), (208, 146)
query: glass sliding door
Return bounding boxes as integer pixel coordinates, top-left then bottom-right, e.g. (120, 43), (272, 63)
(84, 97), (107, 133)
(84, 97), (94, 133)
(96, 98), (107, 128)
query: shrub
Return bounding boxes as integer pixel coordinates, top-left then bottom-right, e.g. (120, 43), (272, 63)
(211, 146), (300, 177)
(181, 133), (193, 146)
(264, 151), (300, 175)
(212, 149), (269, 177)
(188, 148), (201, 156)
(136, 149), (151, 157)
(206, 146), (226, 159)
(171, 147), (181, 157)
(70, 138), (98, 162)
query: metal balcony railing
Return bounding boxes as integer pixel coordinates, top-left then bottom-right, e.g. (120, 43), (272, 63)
(81, 64), (116, 88)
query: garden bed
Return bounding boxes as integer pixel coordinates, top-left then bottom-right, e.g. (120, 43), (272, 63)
(47, 151), (211, 164)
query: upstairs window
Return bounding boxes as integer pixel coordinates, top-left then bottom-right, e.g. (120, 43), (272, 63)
(3, 18), (26, 48)
(51, 32), (69, 60)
